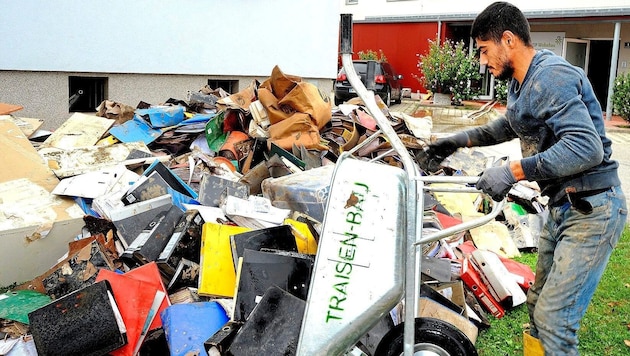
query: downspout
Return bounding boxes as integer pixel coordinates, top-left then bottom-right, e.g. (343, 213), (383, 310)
(437, 20), (442, 42)
(606, 22), (621, 121)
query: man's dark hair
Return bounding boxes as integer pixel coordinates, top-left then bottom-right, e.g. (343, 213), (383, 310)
(471, 2), (532, 46)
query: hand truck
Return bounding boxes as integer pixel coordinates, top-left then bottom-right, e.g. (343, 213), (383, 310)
(295, 14), (505, 356)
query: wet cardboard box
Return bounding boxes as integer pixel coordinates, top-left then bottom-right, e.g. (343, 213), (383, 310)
(0, 117), (84, 287)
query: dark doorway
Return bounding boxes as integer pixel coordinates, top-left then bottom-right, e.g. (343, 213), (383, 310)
(587, 40), (614, 108)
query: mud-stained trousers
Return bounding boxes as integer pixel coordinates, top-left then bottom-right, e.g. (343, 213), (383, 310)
(527, 185), (627, 355)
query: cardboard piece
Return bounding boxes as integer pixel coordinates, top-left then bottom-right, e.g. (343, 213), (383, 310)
(2, 115), (44, 138)
(10, 235), (115, 295)
(418, 297), (478, 344)
(96, 100), (136, 125)
(430, 281), (468, 317)
(257, 65), (331, 150)
(468, 220), (521, 259)
(0, 118), (85, 287)
(37, 141), (157, 178)
(37, 236), (117, 300)
(39, 113), (114, 149)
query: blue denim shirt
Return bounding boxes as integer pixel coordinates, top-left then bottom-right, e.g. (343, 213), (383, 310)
(466, 50), (620, 204)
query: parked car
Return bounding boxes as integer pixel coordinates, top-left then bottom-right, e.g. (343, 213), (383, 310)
(334, 60), (403, 106)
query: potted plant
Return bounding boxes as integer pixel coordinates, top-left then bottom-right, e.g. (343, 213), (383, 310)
(357, 49), (388, 62)
(416, 38), (481, 105)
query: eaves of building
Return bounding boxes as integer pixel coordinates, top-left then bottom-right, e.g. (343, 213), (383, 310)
(359, 7), (630, 24)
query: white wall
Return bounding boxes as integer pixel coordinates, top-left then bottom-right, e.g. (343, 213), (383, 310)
(0, 0), (341, 79)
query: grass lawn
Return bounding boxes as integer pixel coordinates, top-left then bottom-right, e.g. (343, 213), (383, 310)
(475, 224), (630, 355)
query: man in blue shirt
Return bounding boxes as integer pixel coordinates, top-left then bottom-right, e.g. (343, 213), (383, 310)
(425, 2), (627, 354)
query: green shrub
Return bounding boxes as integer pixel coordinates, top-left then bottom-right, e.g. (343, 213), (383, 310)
(612, 72), (630, 122)
(494, 78), (509, 104)
(416, 38), (481, 105)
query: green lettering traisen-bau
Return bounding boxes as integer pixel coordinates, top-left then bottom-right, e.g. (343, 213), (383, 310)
(325, 182), (369, 322)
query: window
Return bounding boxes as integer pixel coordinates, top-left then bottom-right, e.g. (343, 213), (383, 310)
(207, 79), (239, 94)
(68, 76), (107, 112)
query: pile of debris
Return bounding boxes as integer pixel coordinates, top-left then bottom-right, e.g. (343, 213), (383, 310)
(0, 65), (546, 355)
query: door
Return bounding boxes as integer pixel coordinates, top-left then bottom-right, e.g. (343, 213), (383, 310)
(563, 38), (590, 74)
(587, 40), (614, 107)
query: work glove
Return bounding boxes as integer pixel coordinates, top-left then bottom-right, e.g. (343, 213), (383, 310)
(476, 164), (517, 201)
(421, 132), (469, 172)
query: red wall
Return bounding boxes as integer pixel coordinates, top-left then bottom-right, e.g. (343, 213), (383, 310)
(350, 22), (449, 93)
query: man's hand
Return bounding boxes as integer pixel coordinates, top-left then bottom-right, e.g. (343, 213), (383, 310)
(421, 132), (469, 172)
(476, 164), (517, 201)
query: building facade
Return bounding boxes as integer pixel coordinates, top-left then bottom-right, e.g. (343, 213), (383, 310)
(340, 0), (630, 114)
(0, 0), (340, 130)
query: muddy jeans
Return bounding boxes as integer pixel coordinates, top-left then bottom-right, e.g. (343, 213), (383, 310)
(527, 185), (627, 355)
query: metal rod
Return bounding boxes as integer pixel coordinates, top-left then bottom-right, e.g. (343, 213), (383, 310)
(339, 14), (420, 356)
(416, 200), (505, 245)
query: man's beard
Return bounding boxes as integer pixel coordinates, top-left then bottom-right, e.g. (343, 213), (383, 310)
(495, 60), (514, 81)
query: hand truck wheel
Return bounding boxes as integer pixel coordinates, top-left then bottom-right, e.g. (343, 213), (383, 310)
(374, 317), (478, 356)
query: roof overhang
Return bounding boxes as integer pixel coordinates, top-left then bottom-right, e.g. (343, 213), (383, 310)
(360, 8), (630, 24)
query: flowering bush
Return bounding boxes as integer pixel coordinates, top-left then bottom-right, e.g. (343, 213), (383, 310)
(613, 72), (630, 122)
(494, 78), (509, 104)
(416, 38), (481, 105)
